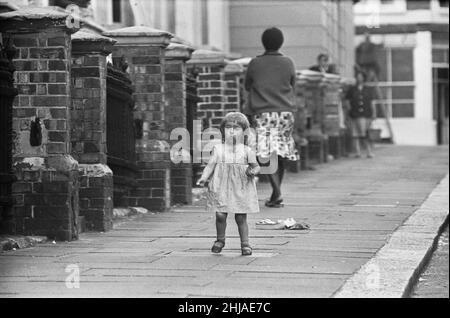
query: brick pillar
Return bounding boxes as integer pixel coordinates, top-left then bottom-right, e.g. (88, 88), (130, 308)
(165, 43), (194, 205)
(71, 30), (115, 231)
(0, 9), (80, 241)
(322, 74), (343, 160)
(187, 49), (227, 129)
(294, 74), (311, 171)
(103, 26), (173, 212)
(223, 62), (244, 113)
(300, 70), (328, 164)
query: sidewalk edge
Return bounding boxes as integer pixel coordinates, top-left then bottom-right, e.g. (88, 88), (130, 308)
(402, 213), (449, 297)
(333, 173), (449, 298)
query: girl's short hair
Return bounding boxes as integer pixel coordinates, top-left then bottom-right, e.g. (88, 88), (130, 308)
(219, 112), (251, 143)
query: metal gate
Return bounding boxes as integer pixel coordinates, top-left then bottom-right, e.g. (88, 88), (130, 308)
(0, 39), (17, 233)
(185, 69), (200, 184)
(106, 63), (137, 206)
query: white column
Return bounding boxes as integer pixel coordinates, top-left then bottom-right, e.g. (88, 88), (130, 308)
(410, 30), (436, 145)
(175, 0), (200, 45)
(414, 31), (433, 121)
(208, 0), (230, 52)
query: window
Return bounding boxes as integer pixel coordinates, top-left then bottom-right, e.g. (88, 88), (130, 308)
(392, 103), (415, 117)
(391, 48), (414, 81)
(391, 86), (414, 99)
(432, 48), (449, 64)
(112, 0), (121, 23)
(370, 46), (416, 118)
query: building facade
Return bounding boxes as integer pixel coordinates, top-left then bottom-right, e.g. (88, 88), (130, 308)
(229, 0), (355, 77)
(354, 0), (449, 145)
(41, 0), (355, 77)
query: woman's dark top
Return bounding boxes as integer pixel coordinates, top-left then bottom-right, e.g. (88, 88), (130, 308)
(244, 51), (296, 115)
(345, 85), (378, 119)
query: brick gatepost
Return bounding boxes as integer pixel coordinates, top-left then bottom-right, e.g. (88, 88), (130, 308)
(165, 42), (194, 205)
(187, 49), (227, 129)
(292, 73), (311, 171)
(322, 73), (344, 160)
(223, 62), (244, 114)
(71, 30), (116, 231)
(0, 8), (80, 241)
(299, 70), (329, 164)
(103, 26), (173, 212)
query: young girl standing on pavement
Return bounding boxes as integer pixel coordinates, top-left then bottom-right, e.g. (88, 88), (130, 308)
(197, 112), (260, 256)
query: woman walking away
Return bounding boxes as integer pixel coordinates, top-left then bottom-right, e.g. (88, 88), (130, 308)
(244, 27), (300, 208)
(197, 112), (260, 256)
(344, 71), (378, 158)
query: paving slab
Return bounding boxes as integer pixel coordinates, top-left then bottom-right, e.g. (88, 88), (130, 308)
(0, 145), (448, 298)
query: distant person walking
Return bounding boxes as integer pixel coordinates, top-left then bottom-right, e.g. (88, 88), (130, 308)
(244, 27), (299, 208)
(344, 71), (378, 158)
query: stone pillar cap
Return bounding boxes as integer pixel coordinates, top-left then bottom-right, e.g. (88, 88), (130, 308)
(224, 61), (244, 74)
(72, 29), (116, 55)
(166, 42), (194, 61)
(187, 49), (227, 65)
(103, 26), (173, 47)
(0, 7), (78, 33)
(340, 77), (356, 85)
(297, 69), (325, 82)
(322, 72), (341, 84)
(72, 29), (116, 43)
(228, 57), (252, 67)
(0, 7), (68, 20)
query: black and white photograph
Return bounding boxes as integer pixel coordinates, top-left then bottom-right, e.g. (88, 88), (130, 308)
(0, 0), (448, 305)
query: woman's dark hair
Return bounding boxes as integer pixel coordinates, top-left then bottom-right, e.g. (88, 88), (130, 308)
(262, 27), (284, 51)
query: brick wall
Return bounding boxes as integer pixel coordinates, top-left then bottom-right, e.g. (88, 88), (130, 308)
(188, 53), (242, 132)
(165, 43), (193, 205)
(223, 63), (244, 114)
(0, 10), (81, 240)
(104, 27), (173, 212)
(195, 65), (226, 129)
(70, 31), (115, 231)
(71, 41), (109, 164)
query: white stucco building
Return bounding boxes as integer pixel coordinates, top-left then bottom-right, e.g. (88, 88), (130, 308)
(354, 0), (449, 145)
(13, 0), (354, 78)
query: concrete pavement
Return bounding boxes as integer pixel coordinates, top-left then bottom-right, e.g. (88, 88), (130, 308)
(0, 145), (448, 298)
(410, 226), (449, 298)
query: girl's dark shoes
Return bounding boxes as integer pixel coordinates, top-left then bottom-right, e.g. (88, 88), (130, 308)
(241, 244), (253, 256)
(211, 240), (225, 253)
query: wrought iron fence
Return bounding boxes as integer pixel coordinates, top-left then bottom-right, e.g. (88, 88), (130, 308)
(106, 63), (137, 202)
(0, 38), (18, 233)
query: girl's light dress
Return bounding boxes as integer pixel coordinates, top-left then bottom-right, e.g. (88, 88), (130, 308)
(206, 144), (260, 214)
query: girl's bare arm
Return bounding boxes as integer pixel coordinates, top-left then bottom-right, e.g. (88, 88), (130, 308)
(246, 147), (260, 176)
(197, 146), (218, 186)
